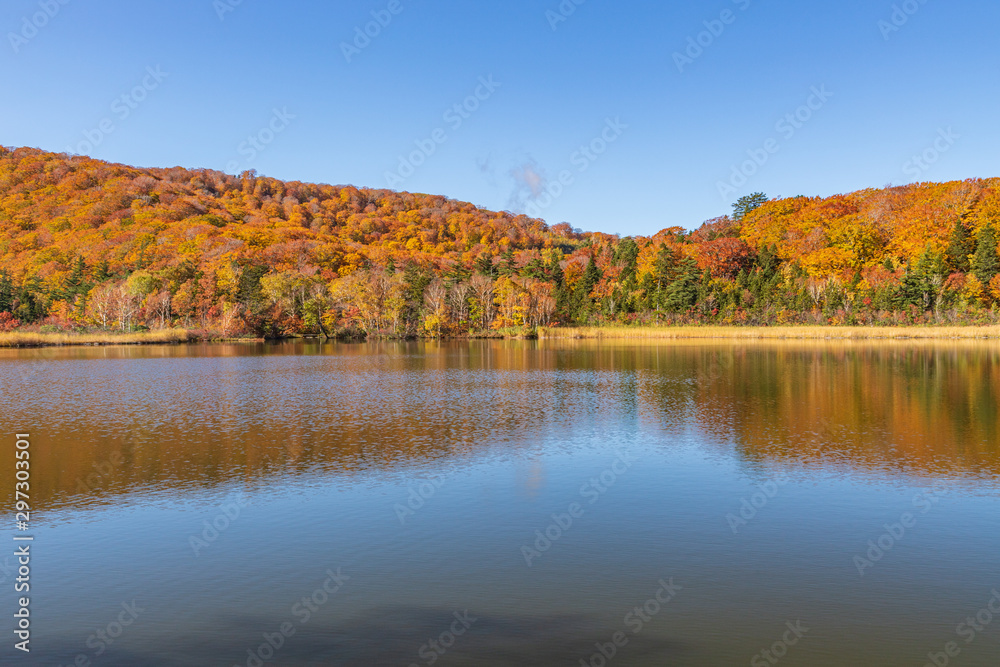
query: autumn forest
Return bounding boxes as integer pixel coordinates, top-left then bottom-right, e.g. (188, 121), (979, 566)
(1, 145), (999, 338)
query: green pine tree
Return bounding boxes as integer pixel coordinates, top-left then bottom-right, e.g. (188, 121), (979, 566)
(499, 249), (517, 276)
(16, 276), (48, 322)
(652, 244), (677, 309)
(971, 224), (1000, 285)
(664, 259), (701, 312)
(60, 256), (90, 302)
(732, 192), (768, 222)
(402, 262), (432, 333)
(572, 254), (602, 322)
(474, 254), (496, 277)
(944, 219), (973, 273)
(897, 246), (941, 308)
(443, 262), (471, 287)
(756, 244), (779, 278)
(94, 259), (112, 282)
(521, 258), (546, 280)
(546, 256), (570, 321)
(612, 238), (639, 282)
(0, 271), (15, 314)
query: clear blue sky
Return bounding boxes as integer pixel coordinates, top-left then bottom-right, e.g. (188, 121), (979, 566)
(2, 0), (997, 236)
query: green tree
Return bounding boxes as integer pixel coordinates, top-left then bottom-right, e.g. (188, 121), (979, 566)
(612, 238), (639, 281)
(402, 262), (433, 334)
(443, 262), (471, 287)
(755, 244), (779, 278)
(499, 249), (517, 276)
(474, 254), (496, 277)
(545, 253), (565, 286)
(60, 256), (90, 303)
(971, 224), (1000, 285)
(732, 192), (768, 222)
(572, 254), (601, 322)
(93, 259), (112, 282)
(897, 246), (942, 309)
(651, 244), (678, 309)
(944, 219), (973, 273)
(664, 259), (701, 312)
(610, 238), (640, 314)
(521, 258), (546, 280)
(546, 255), (570, 320)
(15, 276), (48, 322)
(0, 272), (14, 314)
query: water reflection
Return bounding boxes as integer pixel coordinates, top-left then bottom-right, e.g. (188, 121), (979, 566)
(3, 340), (1000, 666)
(2, 339), (998, 517)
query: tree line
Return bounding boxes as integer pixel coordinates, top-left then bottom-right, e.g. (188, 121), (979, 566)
(1, 147), (999, 336)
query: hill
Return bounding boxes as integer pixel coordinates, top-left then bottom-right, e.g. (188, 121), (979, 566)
(1, 146), (998, 336)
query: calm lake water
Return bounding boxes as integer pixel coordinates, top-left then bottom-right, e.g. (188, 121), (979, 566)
(2, 340), (999, 666)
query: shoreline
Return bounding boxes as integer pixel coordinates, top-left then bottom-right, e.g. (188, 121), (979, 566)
(538, 325), (1000, 340)
(0, 329), (195, 348)
(4, 324), (1000, 348)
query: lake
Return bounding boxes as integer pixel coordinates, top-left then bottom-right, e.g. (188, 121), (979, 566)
(2, 340), (998, 666)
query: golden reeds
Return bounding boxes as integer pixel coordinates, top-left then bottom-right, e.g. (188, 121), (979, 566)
(0, 329), (191, 348)
(539, 325), (1000, 340)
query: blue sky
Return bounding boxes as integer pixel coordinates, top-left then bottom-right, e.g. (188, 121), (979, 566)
(2, 0), (998, 236)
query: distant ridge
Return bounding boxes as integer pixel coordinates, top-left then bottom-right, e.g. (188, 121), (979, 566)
(0, 145), (998, 335)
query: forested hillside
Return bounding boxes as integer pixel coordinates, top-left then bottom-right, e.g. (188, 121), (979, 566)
(1, 146), (999, 337)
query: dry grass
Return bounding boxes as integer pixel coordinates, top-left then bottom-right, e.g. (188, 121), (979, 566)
(0, 329), (191, 348)
(539, 325), (1000, 340)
